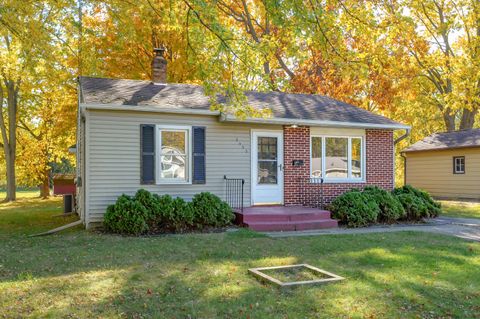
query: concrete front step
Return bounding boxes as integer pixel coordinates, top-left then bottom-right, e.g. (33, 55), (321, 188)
(246, 219), (338, 232)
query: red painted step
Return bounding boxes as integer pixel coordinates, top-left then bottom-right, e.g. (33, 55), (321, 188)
(246, 219), (338, 232)
(239, 211), (331, 223)
(235, 206), (338, 232)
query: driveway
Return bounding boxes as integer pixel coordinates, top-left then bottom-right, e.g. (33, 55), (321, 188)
(264, 216), (480, 242)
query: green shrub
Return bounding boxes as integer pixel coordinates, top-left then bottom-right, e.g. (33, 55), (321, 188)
(191, 192), (234, 228)
(104, 195), (149, 235)
(104, 190), (233, 234)
(134, 189), (162, 219)
(393, 185), (441, 218)
(167, 197), (195, 232)
(363, 186), (405, 223)
(330, 191), (380, 227)
(396, 193), (430, 220)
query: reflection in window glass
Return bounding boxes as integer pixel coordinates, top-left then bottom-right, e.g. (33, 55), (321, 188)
(311, 137), (322, 177)
(162, 131), (186, 152)
(257, 137), (278, 184)
(325, 137), (348, 178)
(351, 138), (362, 178)
(258, 161), (277, 184)
(160, 130), (187, 180)
(258, 137), (277, 160)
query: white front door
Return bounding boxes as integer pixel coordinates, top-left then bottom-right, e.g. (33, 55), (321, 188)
(251, 131), (284, 205)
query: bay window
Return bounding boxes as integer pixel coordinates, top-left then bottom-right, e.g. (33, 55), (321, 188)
(157, 126), (191, 183)
(310, 136), (364, 181)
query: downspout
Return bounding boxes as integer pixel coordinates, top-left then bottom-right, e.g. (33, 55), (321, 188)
(394, 128), (411, 145)
(394, 128), (411, 187)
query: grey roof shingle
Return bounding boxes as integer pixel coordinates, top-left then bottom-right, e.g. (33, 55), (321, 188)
(402, 128), (480, 153)
(79, 76), (406, 128)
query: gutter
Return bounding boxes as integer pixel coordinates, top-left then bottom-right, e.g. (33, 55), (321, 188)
(220, 113), (411, 130)
(80, 103), (411, 131)
(79, 103), (220, 116)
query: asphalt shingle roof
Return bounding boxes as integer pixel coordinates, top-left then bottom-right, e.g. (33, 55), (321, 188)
(402, 128), (480, 153)
(79, 76), (406, 128)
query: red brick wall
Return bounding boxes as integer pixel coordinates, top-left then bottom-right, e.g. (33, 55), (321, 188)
(283, 126), (394, 206)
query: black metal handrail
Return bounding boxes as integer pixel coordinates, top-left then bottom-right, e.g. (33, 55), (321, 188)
(224, 175), (245, 212)
(299, 177), (324, 209)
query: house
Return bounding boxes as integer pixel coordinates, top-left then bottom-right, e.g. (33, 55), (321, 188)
(402, 128), (480, 200)
(75, 49), (410, 229)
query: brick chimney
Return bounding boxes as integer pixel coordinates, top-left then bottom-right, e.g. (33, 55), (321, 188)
(152, 47), (167, 83)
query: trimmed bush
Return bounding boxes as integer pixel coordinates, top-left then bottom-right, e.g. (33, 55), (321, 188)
(363, 186), (405, 222)
(191, 192), (234, 228)
(104, 195), (149, 235)
(167, 197), (195, 232)
(330, 191), (380, 227)
(134, 189), (162, 219)
(393, 185), (441, 218)
(104, 190), (233, 235)
(330, 185), (439, 227)
(396, 193), (430, 220)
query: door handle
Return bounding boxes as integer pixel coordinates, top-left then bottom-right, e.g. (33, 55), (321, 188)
(279, 164), (283, 171)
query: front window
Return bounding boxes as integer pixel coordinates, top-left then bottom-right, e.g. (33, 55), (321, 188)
(310, 136), (363, 181)
(158, 127), (190, 182)
(325, 137), (348, 178)
(453, 156), (465, 174)
(351, 138), (362, 178)
(311, 137), (322, 177)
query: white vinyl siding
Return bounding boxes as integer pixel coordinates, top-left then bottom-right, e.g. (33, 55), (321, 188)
(76, 115), (86, 221)
(84, 110), (281, 224)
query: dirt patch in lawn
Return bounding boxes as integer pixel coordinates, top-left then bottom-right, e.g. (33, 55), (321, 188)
(249, 264), (344, 287)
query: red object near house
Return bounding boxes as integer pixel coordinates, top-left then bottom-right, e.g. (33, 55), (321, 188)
(53, 174), (76, 195)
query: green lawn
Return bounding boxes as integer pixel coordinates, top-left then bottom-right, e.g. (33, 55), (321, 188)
(0, 189), (40, 201)
(441, 200), (480, 219)
(0, 197), (479, 318)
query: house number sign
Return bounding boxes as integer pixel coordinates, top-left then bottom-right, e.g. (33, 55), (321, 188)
(292, 160), (304, 166)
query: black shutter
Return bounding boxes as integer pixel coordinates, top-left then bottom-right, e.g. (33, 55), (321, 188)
(140, 124), (155, 184)
(192, 126), (206, 184)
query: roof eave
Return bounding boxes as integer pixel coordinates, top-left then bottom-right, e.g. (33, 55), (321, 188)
(402, 144), (480, 153)
(220, 114), (411, 130)
(79, 103), (220, 116)
(80, 103), (410, 130)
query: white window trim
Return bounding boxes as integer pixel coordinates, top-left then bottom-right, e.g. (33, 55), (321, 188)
(155, 125), (193, 185)
(310, 135), (366, 183)
(453, 156), (465, 174)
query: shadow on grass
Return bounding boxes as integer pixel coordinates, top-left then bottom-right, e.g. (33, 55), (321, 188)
(1, 197), (479, 317)
(1, 229), (479, 318)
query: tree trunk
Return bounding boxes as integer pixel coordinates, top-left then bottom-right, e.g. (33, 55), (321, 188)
(4, 149), (15, 202)
(459, 107), (478, 130)
(0, 80), (18, 202)
(39, 169), (50, 199)
(443, 111), (456, 132)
